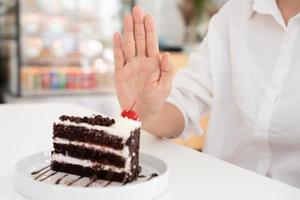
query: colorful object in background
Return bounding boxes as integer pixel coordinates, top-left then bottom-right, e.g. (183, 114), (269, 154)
(21, 67), (114, 95)
(50, 72), (60, 89)
(41, 72), (51, 89)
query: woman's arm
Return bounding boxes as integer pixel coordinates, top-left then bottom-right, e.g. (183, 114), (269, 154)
(141, 102), (184, 138)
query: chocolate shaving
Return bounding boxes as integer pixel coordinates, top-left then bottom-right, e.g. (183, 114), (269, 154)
(59, 115), (115, 127)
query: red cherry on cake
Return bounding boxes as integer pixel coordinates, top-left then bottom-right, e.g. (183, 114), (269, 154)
(121, 110), (139, 121)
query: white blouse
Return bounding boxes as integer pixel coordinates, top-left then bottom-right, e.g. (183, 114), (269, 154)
(167, 0), (300, 188)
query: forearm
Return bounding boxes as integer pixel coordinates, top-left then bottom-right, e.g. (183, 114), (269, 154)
(141, 102), (184, 138)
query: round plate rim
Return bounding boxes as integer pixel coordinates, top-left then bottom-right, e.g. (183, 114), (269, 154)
(14, 150), (169, 198)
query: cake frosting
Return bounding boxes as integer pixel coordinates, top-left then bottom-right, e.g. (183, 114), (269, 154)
(55, 117), (141, 139)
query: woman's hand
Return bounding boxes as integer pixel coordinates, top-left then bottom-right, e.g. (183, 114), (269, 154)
(113, 6), (174, 121)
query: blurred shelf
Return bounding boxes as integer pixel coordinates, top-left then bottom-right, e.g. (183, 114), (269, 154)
(22, 57), (89, 66)
(20, 65), (114, 96)
(21, 87), (115, 96)
(0, 37), (17, 40)
(21, 11), (100, 20)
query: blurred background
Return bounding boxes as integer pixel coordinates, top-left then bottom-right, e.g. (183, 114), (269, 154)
(0, 0), (227, 150)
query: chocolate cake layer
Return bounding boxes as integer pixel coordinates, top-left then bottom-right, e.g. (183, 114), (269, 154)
(53, 124), (124, 150)
(51, 114), (141, 183)
(53, 143), (126, 168)
(51, 161), (137, 183)
(59, 115), (115, 127)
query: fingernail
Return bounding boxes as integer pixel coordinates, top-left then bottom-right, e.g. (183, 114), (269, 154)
(125, 13), (132, 19)
(113, 32), (118, 38)
(133, 5), (144, 14)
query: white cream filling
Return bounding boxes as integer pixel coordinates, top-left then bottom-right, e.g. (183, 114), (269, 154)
(52, 153), (131, 173)
(56, 116), (141, 139)
(53, 138), (130, 157)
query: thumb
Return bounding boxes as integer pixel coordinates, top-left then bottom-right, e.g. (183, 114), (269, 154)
(159, 52), (174, 86)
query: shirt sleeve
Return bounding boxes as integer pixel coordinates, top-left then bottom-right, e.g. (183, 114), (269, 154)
(166, 36), (213, 138)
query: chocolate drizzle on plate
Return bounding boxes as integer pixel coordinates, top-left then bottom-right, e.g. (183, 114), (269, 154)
(85, 176), (98, 187)
(31, 165), (159, 188)
(33, 169), (51, 180)
(39, 172), (58, 182)
(31, 165), (50, 175)
(67, 176), (83, 186)
(55, 174), (68, 184)
(103, 181), (112, 187)
(122, 180), (129, 186)
(147, 173), (158, 181)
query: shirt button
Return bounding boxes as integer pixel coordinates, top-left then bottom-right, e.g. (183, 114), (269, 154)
(268, 86), (280, 103)
(270, 91), (279, 102)
(272, 94), (280, 103)
(271, 84), (279, 90)
(257, 122), (265, 130)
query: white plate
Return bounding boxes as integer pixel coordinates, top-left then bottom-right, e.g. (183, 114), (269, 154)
(14, 151), (169, 200)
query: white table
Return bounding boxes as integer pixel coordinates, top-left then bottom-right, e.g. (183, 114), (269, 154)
(1, 103), (300, 200)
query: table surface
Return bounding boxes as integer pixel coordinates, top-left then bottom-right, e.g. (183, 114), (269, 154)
(1, 103), (300, 200)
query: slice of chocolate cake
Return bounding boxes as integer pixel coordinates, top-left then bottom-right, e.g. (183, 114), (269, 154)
(50, 114), (141, 183)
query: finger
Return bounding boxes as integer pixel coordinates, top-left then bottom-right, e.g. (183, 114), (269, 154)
(113, 32), (125, 70)
(145, 15), (159, 58)
(123, 13), (135, 61)
(159, 52), (174, 85)
(132, 6), (146, 57)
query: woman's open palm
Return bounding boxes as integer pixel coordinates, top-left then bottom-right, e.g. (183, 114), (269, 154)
(113, 6), (174, 120)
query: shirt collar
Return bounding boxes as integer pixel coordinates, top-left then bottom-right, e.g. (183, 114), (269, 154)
(249, 0), (286, 28)
(252, 0), (277, 15)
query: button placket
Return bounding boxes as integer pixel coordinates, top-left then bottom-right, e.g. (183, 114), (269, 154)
(254, 30), (295, 175)
(267, 86), (279, 103)
(256, 152), (272, 175)
(256, 32), (292, 129)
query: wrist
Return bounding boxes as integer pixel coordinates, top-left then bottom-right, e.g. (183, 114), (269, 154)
(138, 104), (164, 131)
